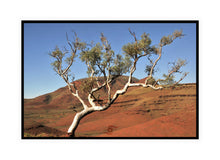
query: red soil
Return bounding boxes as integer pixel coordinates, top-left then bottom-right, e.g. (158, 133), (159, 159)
(24, 76), (197, 138)
(98, 105), (196, 137)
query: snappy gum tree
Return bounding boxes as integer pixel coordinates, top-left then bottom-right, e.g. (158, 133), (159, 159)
(49, 29), (188, 137)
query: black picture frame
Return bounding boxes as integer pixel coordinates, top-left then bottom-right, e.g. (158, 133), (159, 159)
(22, 20), (199, 139)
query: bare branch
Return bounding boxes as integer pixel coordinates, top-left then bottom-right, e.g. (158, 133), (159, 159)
(147, 55), (154, 65)
(100, 32), (111, 51)
(149, 47), (162, 77)
(128, 28), (138, 42)
(62, 33), (77, 75)
(144, 47), (162, 84)
(173, 72), (189, 86)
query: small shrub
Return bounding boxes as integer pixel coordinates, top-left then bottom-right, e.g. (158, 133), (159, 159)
(146, 77), (156, 85)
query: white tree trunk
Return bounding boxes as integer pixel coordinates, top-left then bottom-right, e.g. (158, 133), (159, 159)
(67, 107), (93, 136)
(67, 79), (163, 137)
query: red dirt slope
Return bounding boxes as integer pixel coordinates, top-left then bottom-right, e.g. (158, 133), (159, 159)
(49, 84), (197, 137)
(24, 76), (197, 138)
(98, 105), (196, 137)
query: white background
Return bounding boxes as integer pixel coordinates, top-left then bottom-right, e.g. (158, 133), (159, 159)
(0, 0), (219, 159)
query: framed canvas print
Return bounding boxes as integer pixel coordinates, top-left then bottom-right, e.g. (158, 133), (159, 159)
(22, 20), (198, 139)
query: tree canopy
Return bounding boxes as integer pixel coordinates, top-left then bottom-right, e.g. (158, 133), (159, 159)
(49, 29), (188, 137)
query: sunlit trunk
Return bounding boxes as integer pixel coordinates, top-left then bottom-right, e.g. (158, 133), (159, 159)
(67, 107), (93, 137)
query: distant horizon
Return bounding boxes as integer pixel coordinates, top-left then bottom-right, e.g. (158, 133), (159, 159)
(23, 22), (197, 99)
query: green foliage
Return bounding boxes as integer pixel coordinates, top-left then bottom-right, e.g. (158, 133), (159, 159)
(80, 43), (103, 66)
(169, 58), (187, 73)
(122, 32), (152, 59)
(51, 60), (60, 72)
(49, 46), (65, 72)
(159, 74), (175, 86)
(79, 33), (132, 78)
(65, 55), (75, 65)
(140, 32), (152, 48)
(24, 132), (33, 137)
(50, 46), (66, 59)
(110, 54), (132, 76)
(80, 78), (96, 93)
(157, 58), (187, 87)
(145, 65), (154, 76)
(49, 29), (187, 93)
(150, 46), (160, 55)
(160, 35), (173, 46)
(122, 43), (141, 58)
(160, 30), (183, 47)
(79, 43), (104, 76)
(146, 77), (156, 85)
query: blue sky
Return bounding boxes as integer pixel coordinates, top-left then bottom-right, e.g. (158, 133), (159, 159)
(24, 22), (197, 99)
